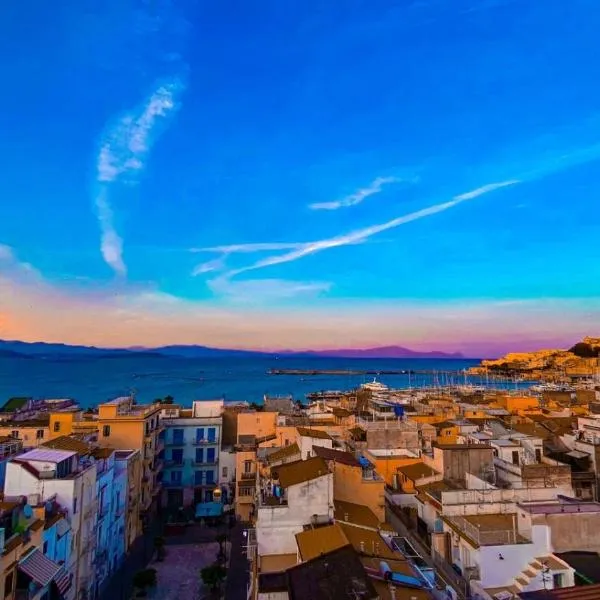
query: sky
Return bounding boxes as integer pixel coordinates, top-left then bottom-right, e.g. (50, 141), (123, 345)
(1, 0), (600, 357)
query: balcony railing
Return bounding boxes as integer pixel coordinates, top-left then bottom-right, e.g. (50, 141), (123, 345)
(163, 481), (185, 488)
(193, 438), (219, 445)
(446, 515), (530, 546)
(194, 459), (218, 466)
(166, 439), (186, 447)
(240, 471), (256, 480)
(164, 459), (185, 468)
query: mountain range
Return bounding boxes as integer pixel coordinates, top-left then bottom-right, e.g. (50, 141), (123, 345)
(0, 340), (464, 359)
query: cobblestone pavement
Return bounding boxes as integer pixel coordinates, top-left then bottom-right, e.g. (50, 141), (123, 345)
(150, 542), (223, 599)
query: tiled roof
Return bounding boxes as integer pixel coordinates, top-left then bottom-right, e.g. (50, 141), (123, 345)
(295, 524), (349, 561)
(267, 443), (301, 464)
(287, 545), (378, 600)
(397, 462), (438, 481)
(312, 446), (360, 467)
(339, 523), (399, 560)
(42, 436), (90, 455)
(519, 584), (600, 600)
(334, 500), (379, 530)
(91, 447), (114, 459)
(274, 457), (329, 488)
(296, 427), (332, 440)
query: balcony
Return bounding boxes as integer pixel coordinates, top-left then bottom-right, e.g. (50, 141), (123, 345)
(166, 438), (186, 447)
(193, 438), (219, 445)
(163, 481), (185, 489)
(444, 515), (531, 546)
(155, 439), (165, 453)
(240, 471), (256, 480)
(194, 459), (218, 466)
(164, 460), (185, 468)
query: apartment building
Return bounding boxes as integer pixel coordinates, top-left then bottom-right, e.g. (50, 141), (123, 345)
(4, 448), (97, 600)
(0, 497), (72, 600)
(160, 401), (223, 514)
(94, 397), (163, 523)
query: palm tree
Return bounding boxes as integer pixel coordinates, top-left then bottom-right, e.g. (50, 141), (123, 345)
(200, 565), (227, 594)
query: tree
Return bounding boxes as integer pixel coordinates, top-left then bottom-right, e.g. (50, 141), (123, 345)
(132, 569), (157, 597)
(215, 533), (227, 564)
(200, 565), (227, 593)
(163, 395), (174, 404)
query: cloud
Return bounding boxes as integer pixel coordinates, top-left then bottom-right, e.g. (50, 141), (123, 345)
(207, 277), (332, 302)
(309, 176), (402, 210)
(227, 179), (519, 278)
(95, 79), (183, 276)
(192, 242), (307, 254)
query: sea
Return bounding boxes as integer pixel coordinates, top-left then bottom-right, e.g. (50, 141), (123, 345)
(0, 354), (508, 408)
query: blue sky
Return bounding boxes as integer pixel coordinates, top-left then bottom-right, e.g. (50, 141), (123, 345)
(0, 0), (599, 354)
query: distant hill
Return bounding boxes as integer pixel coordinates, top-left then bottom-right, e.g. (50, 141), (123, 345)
(282, 346), (464, 359)
(0, 340), (463, 360)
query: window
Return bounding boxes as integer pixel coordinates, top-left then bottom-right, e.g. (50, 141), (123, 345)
(173, 428), (184, 444)
(170, 470), (182, 483)
(43, 541), (48, 554)
(240, 487), (253, 496)
(553, 573), (563, 588)
(244, 460), (252, 474)
(206, 448), (216, 463)
(103, 425), (111, 437)
(206, 470), (215, 485)
(4, 570), (14, 598)
(10, 430), (19, 439)
(53, 421), (61, 432)
(222, 467), (228, 478)
(207, 428), (216, 442)
(195, 448), (204, 464)
(73, 498), (78, 515)
(512, 451), (520, 465)
(171, 449), (183, 465)
(196, 428), (205, 442)
(195, 471), (204, 485)
(36, 429), (44, 439)
(535, 448), (542, 462)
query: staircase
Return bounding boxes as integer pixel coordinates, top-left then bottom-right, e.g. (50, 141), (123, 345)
(511, 558), (548, 593)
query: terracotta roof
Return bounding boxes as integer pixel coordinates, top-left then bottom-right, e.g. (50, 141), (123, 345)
(274, 457), (329, 488)
(296, 427), (332, 440)
(0, 501), (19, 511)
(267, 443), (301, 464)
(91, 447), (114, 459)
(259, 553), (298, 573)
(348, 427), (366, 440)
(519, 584), (600, 600)
(397, 462), (438, 481)
(334, 500), (379, 530)
(42, 436), (90, 455)
(287, 545), (378, 600)
(312, 446), (360, 467)
(339, 523), (399, 560)
(331, 408), (352, 418)
(295, 524), (349, 561)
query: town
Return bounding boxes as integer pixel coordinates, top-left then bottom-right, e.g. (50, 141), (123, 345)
(1, 372), (600, 600)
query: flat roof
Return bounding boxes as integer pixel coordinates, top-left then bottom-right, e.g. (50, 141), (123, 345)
(20, 448), (77, 462)
(367, 448), (418, 458)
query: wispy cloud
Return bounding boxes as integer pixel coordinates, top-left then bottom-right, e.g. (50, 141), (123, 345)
(191, 242), (306, 254)
(309, 176), (402, 210)
(95, 80), (183, 276)
(208, 277), (332, 302)
(225, 179), (519, 278)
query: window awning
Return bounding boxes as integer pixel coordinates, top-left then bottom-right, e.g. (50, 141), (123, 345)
(53, 567), (72, 596)
(18, 549), (62, 587)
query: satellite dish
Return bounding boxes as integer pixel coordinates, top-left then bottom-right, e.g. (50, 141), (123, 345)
(23, 505), (33, 519)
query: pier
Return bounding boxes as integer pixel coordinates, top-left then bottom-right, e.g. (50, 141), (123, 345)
(267, 368), (463, 376)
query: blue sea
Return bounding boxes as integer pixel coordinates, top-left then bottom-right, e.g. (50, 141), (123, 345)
(0, 355), (496, 407)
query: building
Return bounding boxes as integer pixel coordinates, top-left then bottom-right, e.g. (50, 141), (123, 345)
(160, 401), (223, 515)
(0, 497), (72, 600)
(94, 397), (163, 524)
(0, 436), (23, 487)
(4, 448), (97, 600)
(0, 419), (51, 449)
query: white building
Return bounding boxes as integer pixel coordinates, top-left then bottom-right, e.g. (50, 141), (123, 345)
(256, 456), (334, 557)
(295, 428), (333, 460)
(4, 448), (98, 600)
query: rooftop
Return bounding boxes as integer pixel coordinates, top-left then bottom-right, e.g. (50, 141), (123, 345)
(296, 427), (332, 440)
(334, 500), (380, 530)
(396, 462), (438, 481)
(295, 524), (350, 561)
(366, 448), (419, 458)
(519, 583), (600, 600)
(42, 436), (91, 455)
(518, 499), (600, 515)
(267, 443), (301, 464)
(274, 457), (330, 489)
(20, 448), (77, 463)
(312, 446), (361, 467)
(286, 545), (378, 600)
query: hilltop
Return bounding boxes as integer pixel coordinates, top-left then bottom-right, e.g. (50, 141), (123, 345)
(469, 336), (600, 379)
